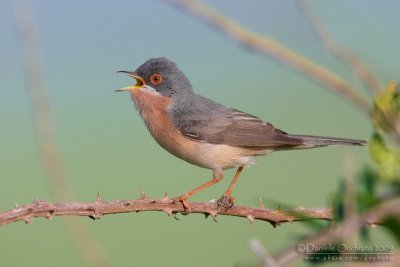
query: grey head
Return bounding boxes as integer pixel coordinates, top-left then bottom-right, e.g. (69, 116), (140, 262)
(130, 57), (193, 98)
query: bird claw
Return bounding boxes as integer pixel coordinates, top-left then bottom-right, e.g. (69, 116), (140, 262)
(172, 193), (192, 212)
(216, 194), (235, 211)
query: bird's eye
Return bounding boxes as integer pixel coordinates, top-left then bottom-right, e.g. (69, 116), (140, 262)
(150, 73), (162, 85)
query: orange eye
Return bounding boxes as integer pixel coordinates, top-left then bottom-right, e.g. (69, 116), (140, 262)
(150, 73), (162, 85)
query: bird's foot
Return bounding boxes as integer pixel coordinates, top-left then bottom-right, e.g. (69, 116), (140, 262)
(216, 194), (235, 211)
(172, 193), (191, 212)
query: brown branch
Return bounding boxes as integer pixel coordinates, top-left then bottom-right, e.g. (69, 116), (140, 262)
(13, 1), (108, 266)
(169, 0), (370, 114)
(274, 198), (400, 266)
(0, 195), (334, 227)
(297, 0), (383, 95)
(250, 239), (280, 267)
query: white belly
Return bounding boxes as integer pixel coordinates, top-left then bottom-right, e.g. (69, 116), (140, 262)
(158, 136), (271, 170)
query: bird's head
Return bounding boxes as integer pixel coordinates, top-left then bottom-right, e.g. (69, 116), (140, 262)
(116, 57), (193, 98)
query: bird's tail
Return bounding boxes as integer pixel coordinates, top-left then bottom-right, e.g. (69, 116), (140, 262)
(288, 134), (367, 148)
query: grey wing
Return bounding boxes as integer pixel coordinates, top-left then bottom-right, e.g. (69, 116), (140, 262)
(170, 95), (304, 148)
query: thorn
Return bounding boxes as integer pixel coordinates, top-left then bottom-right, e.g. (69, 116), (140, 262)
(161, 192), (169, 202)
(172, 213), (180, 220)
(208, 210), (218, 222)
(163, 208), (173, 217)
(277, 203), (281, 210)
(370, 223), (377, 228)
(90, 208), (102, 220)
(162, 208), (180, 220)
(247, 214), (255, 224)
(24, 217), (32, 224)
(270, 221), (280, 228)
(45, 213), (53, 220)
(14, 202), (19, 208)
(258, 196), (265, 209)
(96, 192), (102, 203)
(140, 187), (147, 199)
(204, 213), (210, 219)
(94, 213), (102, 220)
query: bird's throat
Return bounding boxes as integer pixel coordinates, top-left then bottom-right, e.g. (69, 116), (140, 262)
(130, 90), (172, 134)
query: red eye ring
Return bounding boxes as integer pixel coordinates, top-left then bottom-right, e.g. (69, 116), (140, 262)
(150, 73), (162, 85)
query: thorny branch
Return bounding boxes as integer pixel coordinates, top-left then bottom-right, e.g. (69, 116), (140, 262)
(274, 198), (400, 266)
(13, 0), (108, 266)
(8, 1), (394, 266)
(169, 0), (370, 114)
(297, 0), (382, 96)
(246, 199), (400, 267)
(0, 193), (335, 227)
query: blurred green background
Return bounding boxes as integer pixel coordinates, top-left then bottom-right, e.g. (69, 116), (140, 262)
(0, 0), (398, 266)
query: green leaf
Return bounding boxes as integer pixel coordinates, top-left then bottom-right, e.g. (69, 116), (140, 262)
(368, 132), (400, 180)
(371, 82), (400, 132)
(381, 217), (400, 244)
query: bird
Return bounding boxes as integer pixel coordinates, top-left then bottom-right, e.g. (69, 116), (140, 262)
(116, 57), (366, 210)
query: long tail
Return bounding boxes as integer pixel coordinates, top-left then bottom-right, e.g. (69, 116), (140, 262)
(288, 134), (367, 148)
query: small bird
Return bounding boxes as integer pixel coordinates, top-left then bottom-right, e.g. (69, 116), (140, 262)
(116, 57), (366, 210)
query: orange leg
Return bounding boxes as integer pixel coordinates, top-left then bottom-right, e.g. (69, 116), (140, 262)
(223, 166), (244, 197)
(174, 168), (223, 210)
(216, 167), (244, 210)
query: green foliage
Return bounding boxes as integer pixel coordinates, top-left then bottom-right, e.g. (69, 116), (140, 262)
(331, 82), (400, 246)
(368, 82), (400, 180)
(371, 81), (400, 132)
(368, 132), (400, 180)
(332, 166), (379, 222)
(382, 216), (400, 244)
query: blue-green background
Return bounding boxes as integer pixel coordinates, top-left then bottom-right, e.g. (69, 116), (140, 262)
(0, 0), (398, 266)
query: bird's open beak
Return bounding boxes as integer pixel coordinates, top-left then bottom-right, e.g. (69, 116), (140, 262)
(115, 71), (145, 92)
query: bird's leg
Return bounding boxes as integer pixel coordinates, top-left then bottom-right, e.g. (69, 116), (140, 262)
(173, 168), (223, 211)
(223, 166), (243, 197)
(217, 166), (244, 210)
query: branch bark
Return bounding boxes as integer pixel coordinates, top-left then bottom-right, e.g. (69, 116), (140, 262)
(274, 198), (400, 266)
(169, 0), (370, 114)
(297, 0), (382, 96)
(0, 195), (335, 227)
